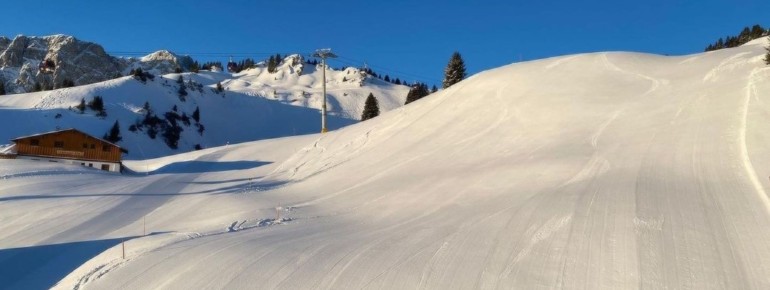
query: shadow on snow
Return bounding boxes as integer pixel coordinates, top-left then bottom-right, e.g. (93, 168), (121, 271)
(0, 237), (134, 290)
(150, 160), (271, 174)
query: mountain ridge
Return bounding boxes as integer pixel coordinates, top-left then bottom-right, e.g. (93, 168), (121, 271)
(0, 34), (196, 94)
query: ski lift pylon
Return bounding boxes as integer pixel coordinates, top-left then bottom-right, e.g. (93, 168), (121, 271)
(227, 56), (238, 73)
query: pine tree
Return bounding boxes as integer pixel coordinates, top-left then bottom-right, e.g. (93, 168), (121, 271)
(88, 96), (105, 112)
(143, 101), (152, 115)
(177, 76), (187, 100)
(190, 61), (200, 73)
(0, 81), (5, 95)
(178, 85), (188, 100)
(405, 83), (430, 105)
(431, 85), (438, 93)
(192, 106), (200, 123)
(76, 98), (86, 113)
(443, 51), (467, 89)
(133, 68), (147, 82)
(267, 55), (276, 73)
(361, 93), (380, 121)
(104, 120), (122, 143)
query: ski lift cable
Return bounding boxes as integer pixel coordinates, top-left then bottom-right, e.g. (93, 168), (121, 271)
(302, 56), (438, 86)
(106, 51), (316, 58)
(330, 55), (440, 83)
(105, 50), (439, 83)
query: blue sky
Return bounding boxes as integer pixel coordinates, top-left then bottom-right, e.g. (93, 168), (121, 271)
(0, 0), (768, 86)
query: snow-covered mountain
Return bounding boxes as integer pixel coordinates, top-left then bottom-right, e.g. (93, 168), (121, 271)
(0, 54), (409, 159)
(4, 38), (770, 289)
(0, 35), (195, 94)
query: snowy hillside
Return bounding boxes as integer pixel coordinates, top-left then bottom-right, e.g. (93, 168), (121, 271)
(226, 54), (409, 120)
(2, 38), (770, 289)
(0, 58), (409, 159)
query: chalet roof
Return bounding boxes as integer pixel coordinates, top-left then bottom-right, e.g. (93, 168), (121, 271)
(11, 128), (123, 149)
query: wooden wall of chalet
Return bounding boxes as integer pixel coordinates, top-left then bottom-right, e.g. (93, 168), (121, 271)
(14, 130), (121, 163)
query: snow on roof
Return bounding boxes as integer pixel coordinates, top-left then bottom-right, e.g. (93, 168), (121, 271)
(11, 128), (123, 149)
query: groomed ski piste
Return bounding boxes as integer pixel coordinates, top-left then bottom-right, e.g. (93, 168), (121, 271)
(2, 38), (770, 289)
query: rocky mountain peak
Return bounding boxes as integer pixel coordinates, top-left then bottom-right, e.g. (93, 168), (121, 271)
(0, 34), (195, 94)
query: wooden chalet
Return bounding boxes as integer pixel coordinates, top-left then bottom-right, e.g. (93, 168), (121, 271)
(10, 128), (122, 172)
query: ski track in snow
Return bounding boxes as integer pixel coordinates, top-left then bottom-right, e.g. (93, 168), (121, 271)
(4, 39), (770, 289)
(703, 52), (752, 82)
(67, 217), (292, 290)
(741, 67), (770, 215)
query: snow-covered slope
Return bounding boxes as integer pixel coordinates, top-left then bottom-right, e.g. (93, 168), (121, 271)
(2, 38), (770, 289)
(0, 59), (408, 159)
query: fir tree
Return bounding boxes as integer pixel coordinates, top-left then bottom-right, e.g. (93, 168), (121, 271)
(104, 120), (122, 143)
(190, 61), (200, 73)
(181, 112), (191, 126)
(143, 101), (152, 115)
(361, 93), (380, 121)
(431, 85), (438, 93)
(88, 96), (105, 112)
(76, 98), (86, 113)
(0, 81), (6, 95)
(177, 76), (187, 100)
(192, 106), (200, 123)
(443, 51), (467, 89)
(405, 83), (430, 105)
(133, 68), (147, 82)
(162, 124), (182, 149)
(267, 55), (276, 73)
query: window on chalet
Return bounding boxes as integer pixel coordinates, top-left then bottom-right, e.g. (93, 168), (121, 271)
(102, 145), (111, 152)
(30, 139), (40, 146)
(54, 141), (64, 148)
(90, 144), (95, 149)
(83, 143), (88, 149)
